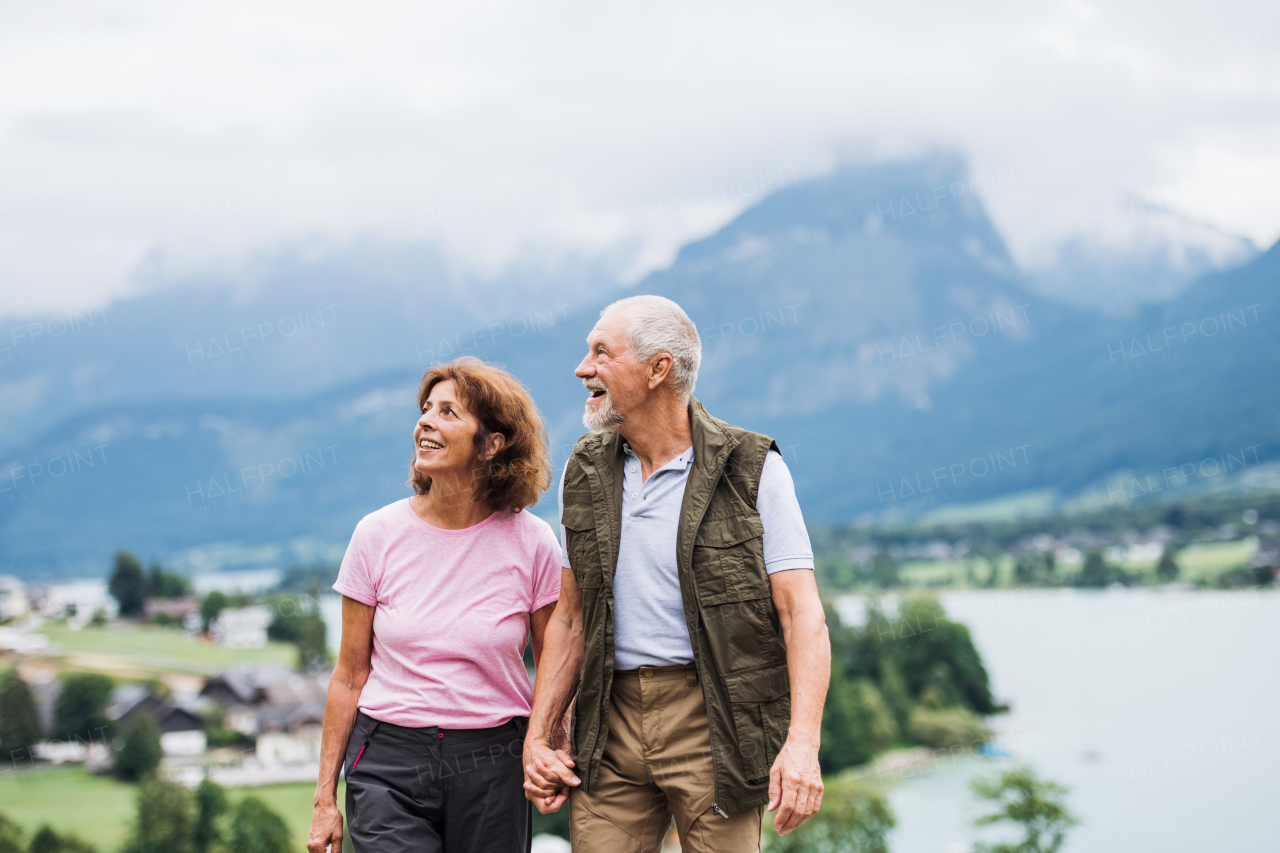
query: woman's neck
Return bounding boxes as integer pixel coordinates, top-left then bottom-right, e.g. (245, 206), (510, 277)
(410, 482), (495, 530)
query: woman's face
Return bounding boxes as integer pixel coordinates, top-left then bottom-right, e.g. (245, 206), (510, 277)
(413, 380), (485, 487)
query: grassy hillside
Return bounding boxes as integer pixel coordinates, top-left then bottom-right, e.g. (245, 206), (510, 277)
(1, 766), (341, 851)
(36, 622), (295, 678)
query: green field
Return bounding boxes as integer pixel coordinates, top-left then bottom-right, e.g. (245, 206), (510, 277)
(896, 538), (1257, 588)
(37, 622), (295, 676)
(0, 765), (341, 851)
(1154, 539), (1257, 582)
(899, 556), (1012, 587)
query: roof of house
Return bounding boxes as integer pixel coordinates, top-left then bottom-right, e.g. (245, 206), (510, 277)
(109, 685), (205, 733)
(256, 701), (325, 734)
(200, 667), (266, 705)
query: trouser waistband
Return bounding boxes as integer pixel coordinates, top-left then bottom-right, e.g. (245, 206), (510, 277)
(614, 662), (698, 682)
(354, 710), (527, 745)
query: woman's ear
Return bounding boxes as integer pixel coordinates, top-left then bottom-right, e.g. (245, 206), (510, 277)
(482, 431), (507, 462)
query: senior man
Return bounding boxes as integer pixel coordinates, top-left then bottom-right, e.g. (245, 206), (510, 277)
(523, 295), (829, 851)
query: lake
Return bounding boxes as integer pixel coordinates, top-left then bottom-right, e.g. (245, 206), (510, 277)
(835, 589), (1280, 852)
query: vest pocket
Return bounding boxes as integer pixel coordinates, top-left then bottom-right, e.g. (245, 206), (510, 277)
(692, 513), (766, 606)
(563, 504), (603, 589)
(724, 664), (791, 782)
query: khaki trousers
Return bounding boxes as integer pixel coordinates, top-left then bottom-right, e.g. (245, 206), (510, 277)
(570, 664), (762, 853)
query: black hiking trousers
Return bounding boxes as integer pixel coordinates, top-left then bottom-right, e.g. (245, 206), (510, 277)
(343, 711), (532, 853)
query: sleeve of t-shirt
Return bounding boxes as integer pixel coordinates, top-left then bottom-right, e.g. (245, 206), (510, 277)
(531, 517), (563, 613)
(758, 450), (815, 574)
(557, 457), (572, 569)
(333, 517), (378, 606)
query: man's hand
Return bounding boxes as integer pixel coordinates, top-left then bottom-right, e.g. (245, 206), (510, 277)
(522, 737), (580, 813)
(767, 738), (823, 835)
(306, 799), (344, 853)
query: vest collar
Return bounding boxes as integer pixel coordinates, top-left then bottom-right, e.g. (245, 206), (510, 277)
(687, 396), (736, 474)
(585, 396), (735, 474)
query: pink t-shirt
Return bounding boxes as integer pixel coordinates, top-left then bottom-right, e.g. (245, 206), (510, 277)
(333, 499), (561, 729)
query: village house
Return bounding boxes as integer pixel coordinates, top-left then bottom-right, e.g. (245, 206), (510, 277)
(210, 605), (273, 648)
(108, 684), (207, 756)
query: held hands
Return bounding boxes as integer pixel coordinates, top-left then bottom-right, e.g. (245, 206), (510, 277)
(522, 717), (579, 814)
(767, 737), (824, 835)
(522, 740), (577, 813)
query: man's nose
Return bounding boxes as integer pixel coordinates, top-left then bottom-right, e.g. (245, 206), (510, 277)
(574, 354), (594, 378)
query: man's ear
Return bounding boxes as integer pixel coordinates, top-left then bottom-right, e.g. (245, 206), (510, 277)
(647, 353), (674, 390)
(482, 432), (507, 462)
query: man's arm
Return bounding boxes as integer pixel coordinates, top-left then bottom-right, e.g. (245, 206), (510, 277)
(522, 567), (585, 813)
(768, 568), (830, 835)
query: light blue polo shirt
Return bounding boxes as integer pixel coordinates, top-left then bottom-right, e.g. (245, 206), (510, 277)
(558, 445), (813, 670)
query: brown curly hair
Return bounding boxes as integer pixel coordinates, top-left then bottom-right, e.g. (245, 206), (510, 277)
(408, 357), (552, 512)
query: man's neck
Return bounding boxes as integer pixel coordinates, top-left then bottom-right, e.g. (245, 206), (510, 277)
(617, 395), (694, 481)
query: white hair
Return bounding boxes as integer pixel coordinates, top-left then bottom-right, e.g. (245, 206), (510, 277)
(601, 295), (702, 400)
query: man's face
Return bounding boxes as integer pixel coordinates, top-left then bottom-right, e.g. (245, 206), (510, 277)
(575, 309), (647, 431)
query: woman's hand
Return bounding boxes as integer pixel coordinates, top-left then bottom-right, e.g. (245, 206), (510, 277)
(307, 799), (344, 853)
(523, 737), (579, 813)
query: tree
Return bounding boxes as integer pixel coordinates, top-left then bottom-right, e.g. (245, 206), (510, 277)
(819, 666), (870, 768)
(29, 826), (98, 853)
(146, 564), (191, 599)
(853, 680), (898, 754)
(121, 780), (194, 853)
(193, 779), (228, 853)
(0, 668), (43, 759)
(295, 613), (329, 671)
(29, 827), (62, 853)
(200, 592), (228, 633)
(1078, 550), (1109, 588)
(1013, 556), (1036, 586)
(1155, 547), (1180, 582)
(877, 661), (913, 733)
(820, 672), (899, 774)
(919, 661), (963, 709)
(0, 813), (24, 853)
(907, 705), (991, 750)
(764, 776), (895, 853)
(229, 797), (291, 853)
(971, 766), (1079, 853)
(889, 596), (997, 715)
(114, 712), (163, 781)
(109, 552), (147, 617)
(820, 667), (875, 773)
(53, 673), (114, 741)
(870, 550), (899, 588)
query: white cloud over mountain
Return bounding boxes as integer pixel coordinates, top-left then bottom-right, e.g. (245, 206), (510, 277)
(1, 0), (1277, 314)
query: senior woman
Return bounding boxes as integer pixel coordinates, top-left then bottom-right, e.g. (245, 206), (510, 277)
(308, 358), (562, 853)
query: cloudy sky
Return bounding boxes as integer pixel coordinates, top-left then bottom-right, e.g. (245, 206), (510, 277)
(1, 0), (1277, 315)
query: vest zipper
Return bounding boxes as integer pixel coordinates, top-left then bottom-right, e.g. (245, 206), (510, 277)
(712, 803), (729, 819)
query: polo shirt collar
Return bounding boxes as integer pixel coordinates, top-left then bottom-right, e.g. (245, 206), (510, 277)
(622, 443), (695, 473)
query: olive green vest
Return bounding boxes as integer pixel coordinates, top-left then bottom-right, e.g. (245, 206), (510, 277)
(561, 398), (790, 815)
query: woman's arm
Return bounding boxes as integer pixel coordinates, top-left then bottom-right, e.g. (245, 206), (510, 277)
(307, 596), (375, 853)
(523, 569), (585, 812)
(528, 600), (569, 750)
(529, 600), (556, 669)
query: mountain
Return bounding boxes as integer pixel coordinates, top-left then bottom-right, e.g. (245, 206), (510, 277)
(637, 163), (1277, 522)
(2, 156), (1276, 578)
(1024, 201), (1259, 315)
(0, 243), (612, 455)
